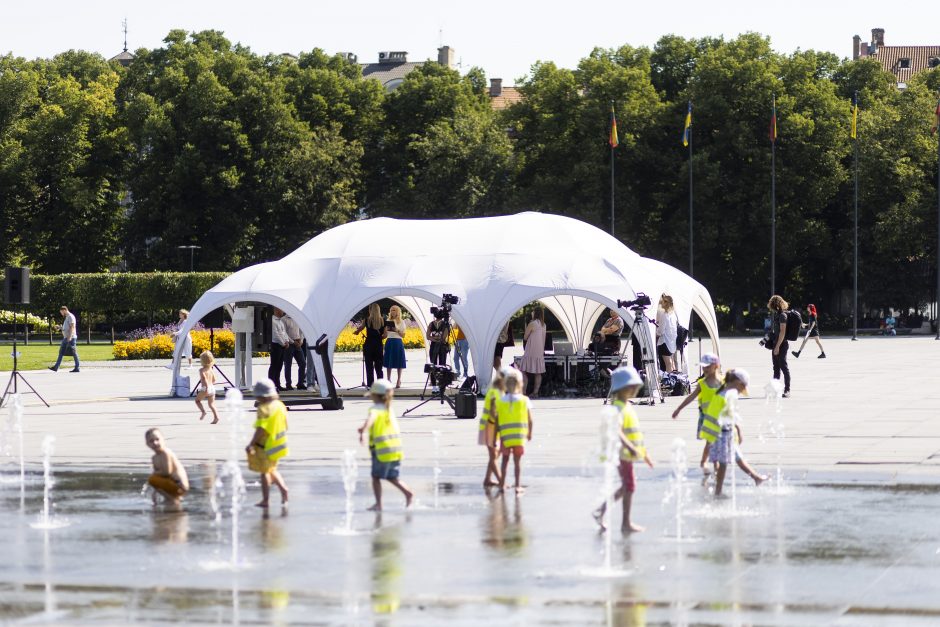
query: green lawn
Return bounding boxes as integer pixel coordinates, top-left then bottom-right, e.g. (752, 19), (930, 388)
(0, 343), (116, 371)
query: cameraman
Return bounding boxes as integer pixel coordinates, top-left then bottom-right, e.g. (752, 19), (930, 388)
(767, 295), (791, 398)
(426, 316), (450, 367)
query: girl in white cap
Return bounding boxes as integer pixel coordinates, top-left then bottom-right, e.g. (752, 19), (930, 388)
(593, 366), (654, 533)
(702, 368), (767, 497)
(245, 378), (290, 508)
(671, 352), (723, 481)
(358, 379), (413, 510)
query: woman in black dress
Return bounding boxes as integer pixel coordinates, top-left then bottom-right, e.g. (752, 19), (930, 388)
(356, 303), (386, 386)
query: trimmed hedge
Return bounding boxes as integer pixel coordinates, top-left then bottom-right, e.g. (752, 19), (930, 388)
(25, 272), (231, 317)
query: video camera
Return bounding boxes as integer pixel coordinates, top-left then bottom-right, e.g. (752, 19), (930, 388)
(423, 363), (455, 388)
(429, 293), (460, 321)
(617, 293), (652, 310)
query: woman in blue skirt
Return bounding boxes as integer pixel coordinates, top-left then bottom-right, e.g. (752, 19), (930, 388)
(383, 305), (407, 388)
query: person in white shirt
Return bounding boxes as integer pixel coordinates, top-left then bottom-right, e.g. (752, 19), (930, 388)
(49, 305), (80, 372)
(269, 308), (291, 391)
(655, 294), (678, 373)
(281, 315), (306, 390)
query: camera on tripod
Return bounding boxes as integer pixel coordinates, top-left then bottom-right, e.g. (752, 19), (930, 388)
(423, 363), (455, 388)
(429, 293), (459, 321)
(617, 293), (652, 310)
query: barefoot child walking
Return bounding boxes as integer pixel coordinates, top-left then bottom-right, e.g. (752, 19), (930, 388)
(495, 369), (533, 495)
(358, 380), (413, 511)
(479, 369), (506, 488)
(671, 353), (722, 480)
(703, 369), (767, 496)
(195, 350), (220, 424)
(145, 428), (190, 510)
(593, 367), (653, 533)
(245, 378), (289, 508)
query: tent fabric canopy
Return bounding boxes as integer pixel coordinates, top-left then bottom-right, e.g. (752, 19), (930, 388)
(171, 212), (720, 392)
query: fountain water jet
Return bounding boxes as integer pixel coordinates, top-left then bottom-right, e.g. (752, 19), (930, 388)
(431, 430), (442, 509)
(340, 449), (358, 533)
(30, 435), (69, 529)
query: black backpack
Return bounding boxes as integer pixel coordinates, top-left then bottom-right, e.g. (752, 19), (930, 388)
(459, 375), (479, 395)
(784, 310), (802, 341)
(676, 323), (689, 349)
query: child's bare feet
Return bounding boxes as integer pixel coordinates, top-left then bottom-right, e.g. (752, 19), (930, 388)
(483, 481), (499, 488)
(279, 487), (289, 504)
(592, 509), (606, 532)
(210, 418), (219, 424)
(199, 412), (206, 421)
(367, 503), (381, 512)
(754, 474), (769, 486)
(255, 501), (269, 508)
(622, 523), (645, 533)
(514, 486), (525, 496)
(405, 492), (414, 508)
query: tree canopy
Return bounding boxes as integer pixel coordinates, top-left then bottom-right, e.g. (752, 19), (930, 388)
(1, 30), (938, 322)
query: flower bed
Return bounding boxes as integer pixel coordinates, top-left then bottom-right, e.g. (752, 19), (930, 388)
(0, 310), (54, 333)
(334, 323), (426, 353)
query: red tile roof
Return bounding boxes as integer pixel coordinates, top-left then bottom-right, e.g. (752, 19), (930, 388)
(490, 86), (523, 110)
(868, 46), (940, 83)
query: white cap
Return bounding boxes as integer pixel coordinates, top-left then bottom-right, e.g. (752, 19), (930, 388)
(609, 366), (643, 393)
(699, 353), (720, 367)
(253, 378), (278, 398)
(368, 379), (394, 396)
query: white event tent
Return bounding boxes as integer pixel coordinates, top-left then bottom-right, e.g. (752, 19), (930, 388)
(170, 212), (720, 395)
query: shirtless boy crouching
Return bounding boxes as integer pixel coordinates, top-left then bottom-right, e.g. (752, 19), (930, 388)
(145, 428), (190, 510)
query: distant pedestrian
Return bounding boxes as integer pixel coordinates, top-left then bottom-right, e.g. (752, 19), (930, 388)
(172, 309), (193, 369)
(358, 379), (413, 511)
(767, 295), (791, 398)
(268, 308), (291, 391)
(655, 294), (678, 372)
(520, 308), (546, 398)
(452, 324), (470, 379)
(493, 320), (512, 372)
(383, 305), (407, 389)
(245, 378), (289, 508)
(49, 305), (79, 373)
(792, 303), (826, 359)
(355, 303), (386, 387)
(282, 314), (306, 390)
(195, 350), (219, 424)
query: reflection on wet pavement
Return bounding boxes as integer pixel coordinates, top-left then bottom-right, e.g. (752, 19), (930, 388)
(1, 466), (939, 624)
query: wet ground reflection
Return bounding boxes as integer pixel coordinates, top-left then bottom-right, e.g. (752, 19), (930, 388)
(0, 466), (938, 624)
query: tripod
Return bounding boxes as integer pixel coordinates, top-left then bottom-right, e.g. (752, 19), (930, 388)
(403, 315), (456, 416)
(402, 371), (456, 416)
(623, 305), (662, 406)
(1, 306), (49, 408)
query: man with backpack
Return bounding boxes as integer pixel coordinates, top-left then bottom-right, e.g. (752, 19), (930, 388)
(767, 295), (793, 398)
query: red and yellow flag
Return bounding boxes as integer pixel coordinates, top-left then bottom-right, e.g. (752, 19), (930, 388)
(769, 98), (777, 143)
(609, 105), (619, 149)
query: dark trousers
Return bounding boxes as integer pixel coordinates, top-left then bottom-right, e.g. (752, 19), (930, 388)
(364, 342), (384, 386)
(285, 342), (306, 387)
(53, 337), (79, 370)
(772, 340), (791, 392)
(429, 342), (448, 366)
(268, 343), (287, 388)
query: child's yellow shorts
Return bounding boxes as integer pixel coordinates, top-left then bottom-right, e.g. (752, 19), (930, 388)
(247, 446), (278, 473)
(148, 474), (186, 497)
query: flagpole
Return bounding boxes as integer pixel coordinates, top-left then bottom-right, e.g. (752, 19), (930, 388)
(936, 98), (940, 340)
(853, 91), (859, 341)
(610, 100), (615, 237)
(771, 94), (776, 296)
(688, 102), (694, 343)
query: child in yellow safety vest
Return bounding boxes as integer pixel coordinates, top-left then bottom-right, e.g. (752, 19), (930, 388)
(671, 352), (723, 481)
(495, 368), (533, 495)
(702, 368), (768, 497)
(358, 379), (414, 511)
(245, 378), (290, 509)
(479, 369), (506, 488)
(593, 366), (654, 533)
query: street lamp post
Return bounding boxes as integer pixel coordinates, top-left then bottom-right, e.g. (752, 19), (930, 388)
(177, 245), (201, 272)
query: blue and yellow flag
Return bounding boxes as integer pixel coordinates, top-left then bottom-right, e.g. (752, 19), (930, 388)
(682, 101), (692, 147)
(851, 93), (858, 139)
(609, 105), (619, 149)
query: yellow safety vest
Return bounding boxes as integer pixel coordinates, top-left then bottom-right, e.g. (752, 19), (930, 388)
(613, 400), (646, 462)
(254, 400), (289, 461)
(480, 388), (499, 433)
(699, 390), (727, 443)
(697, 376), (722, 413)
(369, 407), (403, 462)
(495, 395), (529, 448)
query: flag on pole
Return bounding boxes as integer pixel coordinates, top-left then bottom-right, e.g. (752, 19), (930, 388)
(851, 93), (858, 139)
(682, 101), (692, 147)
(932, 95), (940, 134)
(609, 105), (619, 148)
(769, 98), (777, 143)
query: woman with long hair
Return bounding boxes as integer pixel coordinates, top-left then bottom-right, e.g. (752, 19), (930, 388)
(792, 303), (826, 359)
(655, 295), (677, 372)
(383, 305), (407, 389)
(520, 307), (546, 398)
(356, 303), (386, 386)
(767, 294), (791, 397)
